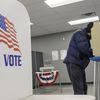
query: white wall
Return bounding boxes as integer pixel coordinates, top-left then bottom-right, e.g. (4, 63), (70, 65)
(31, 31), (94, 83)
(0, 0), (32, 100)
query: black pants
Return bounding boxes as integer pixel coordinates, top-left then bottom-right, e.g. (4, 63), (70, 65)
(66, 63), (87, 94)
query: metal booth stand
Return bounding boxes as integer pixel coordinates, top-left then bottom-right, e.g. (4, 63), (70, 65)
(90, 56), (100, 100)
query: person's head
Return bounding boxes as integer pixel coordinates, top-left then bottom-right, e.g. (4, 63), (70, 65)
(86, 22), (94, 39)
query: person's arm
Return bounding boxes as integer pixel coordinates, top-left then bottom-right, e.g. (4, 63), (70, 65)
(74, 32), (93, 57)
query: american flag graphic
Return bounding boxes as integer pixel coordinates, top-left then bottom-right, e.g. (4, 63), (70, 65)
(0, 14), (21, 53)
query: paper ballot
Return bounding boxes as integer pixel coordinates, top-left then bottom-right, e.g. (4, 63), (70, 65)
(52, 50), (59, 61)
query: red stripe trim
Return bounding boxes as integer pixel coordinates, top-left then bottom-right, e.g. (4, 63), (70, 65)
(42, 73), (52, 75)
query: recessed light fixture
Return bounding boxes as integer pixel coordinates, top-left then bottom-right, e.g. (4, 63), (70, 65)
(63, 37), (65, 40)
(30, 22), (34, 26)
(44, 0), (84, 8)
(68, 16), (99, 25)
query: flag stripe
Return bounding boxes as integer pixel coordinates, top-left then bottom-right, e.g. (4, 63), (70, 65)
(5, 19), (16, 31)
(14, 48), (21, 52)
(0, 40), (21, 52)
(5, 18), (14, 27)
(0, 34), (19, 47)
(5, 20), (17, 34)
(10, 33), (17, 39)
(0, 28), (18, 43)
(0, 38), (20, 52)
(6, 23), (16, 35)
(6, 27), (16, 36)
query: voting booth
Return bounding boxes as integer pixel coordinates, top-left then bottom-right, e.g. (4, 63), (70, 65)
(90, 22), (100, 100)
(0, 0), (97, 100)
(0, 0), (32, 100)
(91, 22), (100, 56)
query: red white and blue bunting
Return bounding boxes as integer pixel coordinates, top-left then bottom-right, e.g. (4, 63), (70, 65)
(36, 70), (59, 85)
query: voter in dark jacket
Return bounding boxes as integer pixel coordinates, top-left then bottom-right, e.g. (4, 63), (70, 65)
(63, 22), (94, 94)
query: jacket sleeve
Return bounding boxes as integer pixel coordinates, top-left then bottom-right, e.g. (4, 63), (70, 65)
(74, 31), (93, 57)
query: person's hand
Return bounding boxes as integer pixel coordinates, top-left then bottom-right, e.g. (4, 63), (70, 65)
(89, 48), (94, 57)
(90, 48), (93, 53)
(91, 55), (95, 57)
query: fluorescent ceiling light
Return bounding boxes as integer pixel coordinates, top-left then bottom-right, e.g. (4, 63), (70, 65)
(68, 16), (99, 25)
(44, 0), (84, 8)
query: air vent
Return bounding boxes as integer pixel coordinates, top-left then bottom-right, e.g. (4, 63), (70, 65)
(82, 12), (96, 16)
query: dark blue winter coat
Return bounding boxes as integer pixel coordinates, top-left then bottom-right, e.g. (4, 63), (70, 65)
(63, 28), (93, 67)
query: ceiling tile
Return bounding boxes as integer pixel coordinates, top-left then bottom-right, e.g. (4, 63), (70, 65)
(19, 0), (100, 37)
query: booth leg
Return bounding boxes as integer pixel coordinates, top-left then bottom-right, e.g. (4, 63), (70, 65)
(94, 62), (100, 100)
